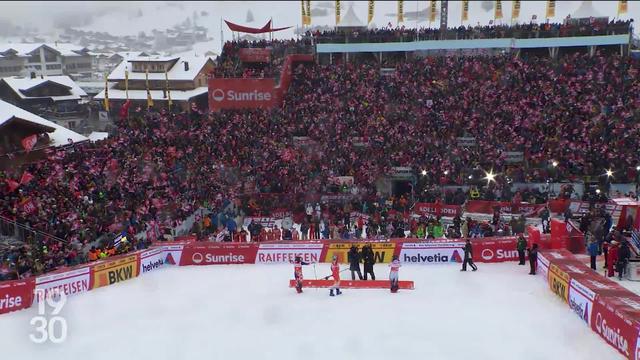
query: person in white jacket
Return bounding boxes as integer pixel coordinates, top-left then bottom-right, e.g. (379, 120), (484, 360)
(389, 255), (401, 293)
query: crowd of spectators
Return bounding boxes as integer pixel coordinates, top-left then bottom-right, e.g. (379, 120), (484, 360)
(1, 36), (639, 280)
(312, 19), (633, 43)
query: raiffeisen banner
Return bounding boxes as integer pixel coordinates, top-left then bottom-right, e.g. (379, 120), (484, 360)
(208, 78), (279, 109)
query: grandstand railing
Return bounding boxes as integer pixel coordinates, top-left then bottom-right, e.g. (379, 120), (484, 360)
(0, 215), (68, 248)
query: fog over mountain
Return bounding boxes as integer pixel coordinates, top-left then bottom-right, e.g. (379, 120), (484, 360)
(0, 1), (636, 54)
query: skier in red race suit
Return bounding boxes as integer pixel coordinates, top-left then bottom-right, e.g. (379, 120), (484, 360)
(294, 256), (310, 293)
(329, 255), (342, 297)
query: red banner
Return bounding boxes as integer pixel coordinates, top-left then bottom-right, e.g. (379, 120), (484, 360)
(179, 242), (259, 265)
(414, 202), (462, 217)
(0, 279), (34, 315)
(472, 237), (521, 262)
(591, 296), (640, 359)
(239, 48), (271, 63)
(208, 78), (278, 110)
(465, 200), (546, 216)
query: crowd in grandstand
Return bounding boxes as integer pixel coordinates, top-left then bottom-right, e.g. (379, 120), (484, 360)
(1, 28), (639, 280)
(313, 19), (633, 43)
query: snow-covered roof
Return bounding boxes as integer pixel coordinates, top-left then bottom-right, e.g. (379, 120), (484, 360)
(0, 99), (87, 147)
(337, 4), (365, 28)
(572, 1), (606, 20)
(107, 54), (213, 81)
(88, 131), (109, 142)
(94, 86), (208, 102)
(111, 51), (149, 60)
(1, 76), (87, 102)
(0, 43), (89, 57)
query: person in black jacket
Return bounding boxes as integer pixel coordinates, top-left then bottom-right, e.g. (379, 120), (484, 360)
(348, 245), (363, 280)
(362, 244), (376, 280)
(527, 243), (539, 275)
(461, 239), (477, 271)
(617, 241), (631, 280)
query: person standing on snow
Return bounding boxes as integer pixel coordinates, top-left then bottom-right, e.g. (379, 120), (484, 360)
(527, 243), (539, 275)
(389, 255), (401, 293)
(461, 238), (478, 271)
(517, 234), (527, 265)
(607, 241), (619, 278)
(362, 244), (376, 280)
(348, 245), (363, 280)
(617, 241), (631, 280)
(293, 256), (310, 293)
(329, 255), (342, 296)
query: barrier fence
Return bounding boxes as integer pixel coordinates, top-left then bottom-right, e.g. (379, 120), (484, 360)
(538, 249), (640, 360)
(0, 236), (524, 315)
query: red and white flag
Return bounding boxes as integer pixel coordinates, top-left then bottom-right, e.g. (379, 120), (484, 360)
(21, 134), (38, 153)
(20, 171), (34, 185)
(6, 179), (19, 192)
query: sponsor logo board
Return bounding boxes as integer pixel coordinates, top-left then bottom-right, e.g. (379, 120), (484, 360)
(180, 243), (258, 265)
(0, 279), (34, 314)
(399, 242), (464, 264)
(548, 263), (570, 303)
(92, 255), (138, 289)
(325, 243), (396, 263)
(208, 78), (278, 110)
(257, 243), (324, 263)
(139, 248), (165, 274)
(34, 266), (91, 302)
(568, 277), (595, 326)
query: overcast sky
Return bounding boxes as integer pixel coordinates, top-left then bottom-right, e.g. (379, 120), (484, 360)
(0, 1), (636, 54)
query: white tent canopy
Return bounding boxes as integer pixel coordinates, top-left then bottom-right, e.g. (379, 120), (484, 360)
(571, 1), (606, 20)
(337, 4), (365, 28)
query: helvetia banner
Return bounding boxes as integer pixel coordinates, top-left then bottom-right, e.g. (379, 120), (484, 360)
(139, 248), (165, 275)
(34, 266), (91, 303)
(208, 78), (278, 110)
(568, 276), (596, 327)
(399, 242), (464, 264)
(325, 242), (396, 263)
(257, 243), (324, 263)
(180, 243), (259, 265)
(92, 255), (139, 289)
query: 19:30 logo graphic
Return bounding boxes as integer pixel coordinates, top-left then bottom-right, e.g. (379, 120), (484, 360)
(29, 289), (68, 344)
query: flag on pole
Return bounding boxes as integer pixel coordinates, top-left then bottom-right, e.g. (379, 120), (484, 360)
(546, 0), (555, 19)
(113, 231), (128, 248)
(103, 73), (109, 112)
(397, 0), (404, 23)
(512, 0), (521, 21)
(461, 0), (469, 23)
(301, 0), (306, 25)
(305, 0), (311, 25)
(430, 0), (437, 23)
(125, 67), (129, 100)
(165, 70), (172, 110)
(618, 0), (628, 16)
(368, 0), (374, 24)
(145, 69), (153, 109)
(495, 0), (503, 20)
(335, 0), (340, 25)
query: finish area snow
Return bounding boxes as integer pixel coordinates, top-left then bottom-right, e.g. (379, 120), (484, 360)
(0, 263), (623, 360)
